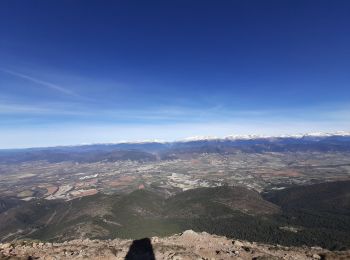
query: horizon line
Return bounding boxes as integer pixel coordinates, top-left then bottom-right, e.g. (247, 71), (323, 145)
(1, 130), (349, 151)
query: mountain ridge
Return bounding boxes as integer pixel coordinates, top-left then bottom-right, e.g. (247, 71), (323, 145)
(1, 131), (350, 151)
(1, 230), (349, 260)
(1, 182), (350, 250)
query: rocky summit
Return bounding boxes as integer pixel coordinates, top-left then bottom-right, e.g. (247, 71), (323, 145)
(1, 230), (349, 260)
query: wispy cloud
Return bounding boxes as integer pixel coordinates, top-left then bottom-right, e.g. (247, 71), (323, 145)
(0, 101), (205, 121)
(1, 99), (349, 126)
(0, 68), (80, 97)
(1, 99), (350, 148)
(0, 103), (91, 116)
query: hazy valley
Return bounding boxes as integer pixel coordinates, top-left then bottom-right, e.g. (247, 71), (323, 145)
(1, 133), (350, 256)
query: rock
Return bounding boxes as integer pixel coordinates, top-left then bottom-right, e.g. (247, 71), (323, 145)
(45, 242), (53, 247)
(232, 240), (244, 247)
(182, 230), (198, 237)
(312, 254), (321, 259)
(0, 243), (12, 249)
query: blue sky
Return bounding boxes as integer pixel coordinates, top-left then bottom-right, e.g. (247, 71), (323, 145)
(1, 0), (350, 148)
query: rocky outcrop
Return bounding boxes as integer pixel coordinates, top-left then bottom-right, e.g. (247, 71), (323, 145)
(1, 230), (349, 259)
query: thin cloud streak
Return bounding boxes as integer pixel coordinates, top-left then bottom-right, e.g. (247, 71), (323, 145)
(0, 68), (80, 97)
(1, 100), (350, 123)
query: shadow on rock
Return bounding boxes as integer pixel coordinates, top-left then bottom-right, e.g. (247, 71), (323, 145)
(125, 238), (155, 260)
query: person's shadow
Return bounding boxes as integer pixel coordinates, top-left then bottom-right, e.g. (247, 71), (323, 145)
(125, 238), (155, 260)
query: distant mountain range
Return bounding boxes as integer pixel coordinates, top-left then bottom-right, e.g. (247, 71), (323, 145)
(1, 131), (350, 164)
(2, 131), (350, 150)
(178, 131), (350, 142)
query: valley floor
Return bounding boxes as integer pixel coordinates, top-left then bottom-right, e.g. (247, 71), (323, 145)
(1, 230), (349, 260)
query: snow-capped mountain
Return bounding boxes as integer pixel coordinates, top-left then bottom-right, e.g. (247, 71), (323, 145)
(179, 131), (350, 143)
